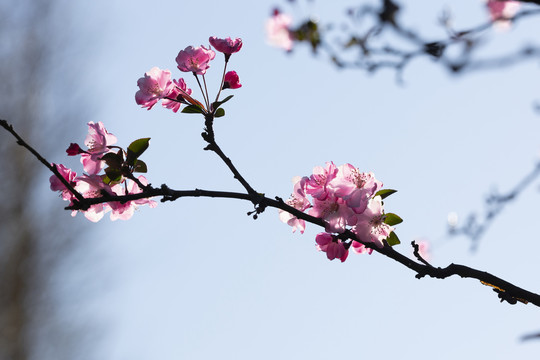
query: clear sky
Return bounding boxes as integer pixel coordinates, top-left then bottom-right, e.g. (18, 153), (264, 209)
(47, 0), (540, 359)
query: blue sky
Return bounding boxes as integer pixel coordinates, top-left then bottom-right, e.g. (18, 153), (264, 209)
(46, 0), (540, 358)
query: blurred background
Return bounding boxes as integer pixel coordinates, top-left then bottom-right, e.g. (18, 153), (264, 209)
(1, 0), (540, 359)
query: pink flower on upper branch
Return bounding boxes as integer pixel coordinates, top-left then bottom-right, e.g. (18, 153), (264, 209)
(330, 164), (382, 213)
(315, 233), (349, 262)
(81, 121), (117, 175)
(279, 176), (310, 233)
(486, 0), (520, 25)
(223, 71), (242, 89)
(162, 78), (192, 113)
(176, 45), (216, 75)
(49, 163), (78, 201)
(135, 67), (176, 111)
(109, 176), (157, 221)
(353, 196), (394, 248)
(209, 36), (243, 57)
(266, 10), (294, 51)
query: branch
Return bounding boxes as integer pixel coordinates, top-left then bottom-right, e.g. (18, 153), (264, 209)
(0, 119), (86, 204)
(2, 117), (540, 307)
(283, 0), (540, 79)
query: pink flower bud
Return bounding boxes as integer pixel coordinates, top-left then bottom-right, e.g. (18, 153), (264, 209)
(223, 71), (242, 89)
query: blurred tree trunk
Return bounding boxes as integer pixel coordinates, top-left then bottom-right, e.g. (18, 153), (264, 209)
(0, 1), (92, 359)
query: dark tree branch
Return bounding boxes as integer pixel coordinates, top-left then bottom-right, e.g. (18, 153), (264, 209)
(2, 118), (540, 307)
(285, 0), (540, 79)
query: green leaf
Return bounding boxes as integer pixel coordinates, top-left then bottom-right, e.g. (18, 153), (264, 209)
(375, 189), (397, 200)
(181, 104), (205, 114)
(386, 231), (401, 246)
(133, 159), (148, 173)
(214, 108), (225, 118)
(384, 213), (403, 226)
(100, 152), (123, 169)
(212, 95), (233, 110)
(126, 138), (150, 165)
(103, 168), (123, 184)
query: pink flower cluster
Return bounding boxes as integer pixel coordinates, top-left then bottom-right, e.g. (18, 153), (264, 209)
(50, 122), (156, 222)
(279, 163), (398, 262)
(135, 36), (243, 113)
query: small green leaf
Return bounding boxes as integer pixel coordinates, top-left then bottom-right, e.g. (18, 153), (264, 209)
(212, 95), (233, 110)
(214, 108), (225, 118)
(386, 231), (401, 246)
(384, 213), (403, 226)
(103, 168), (122, 184)
(133, 159), (148, 173)
(375, 189), (397, 200)
(181, 104), (205, 114)
(127, 138), (150, 165)
(100, 152), (123, 169)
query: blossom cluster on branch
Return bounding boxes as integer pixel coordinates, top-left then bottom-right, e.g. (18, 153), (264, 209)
(279, 162), (402, 262)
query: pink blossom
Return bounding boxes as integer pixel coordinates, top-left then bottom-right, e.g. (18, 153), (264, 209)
(309, 195), (357, 234)
(223, 71), (242, 89)
(486, 0), (520, 23)
(352, 196), (394, 248)
(74, 174), (114, 222)
(109, 176), (157, 221)
(209, 36), (243, 56)
(80, 122), (117, 175)
(176, 45), (216, 75)
(49, 163), (78, 201)
(330, 164), (382, 213)
(279, 177), (310, 233)
(351, 241), (373, 255)
(135, 67), (176, 110)
(315, 233), (349, 262)
(162, 78), (192, 113)
(305, 162), (338, 201)
(266, 10), (294, 51)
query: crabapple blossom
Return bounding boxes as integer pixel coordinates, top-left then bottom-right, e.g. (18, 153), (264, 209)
(353, 196), (394, 248)
(209, 36), (243, 58)
(72, 174), (114, 222)
(330, 164), (382, 213)
(135, 67), (176, 110)
(266, 10), (294, 51)
(223, 71), (242, 89)
(49, 164), (77, 201)
(280, 163), (399, 262)
(315, 233), (348, 262)
(279, 176), (310, 233)
(175, 45), (216, 75)
(81, 121), (117, 175)
(161, 78), (192, 113)
(109, 176), (157, 221)
(305, 162), (338, 201)
(352, 241), (373, 255)
(309, 195), (357, 234)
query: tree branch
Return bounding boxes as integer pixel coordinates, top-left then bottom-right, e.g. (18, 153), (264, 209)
(2, 117), (540, 307)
